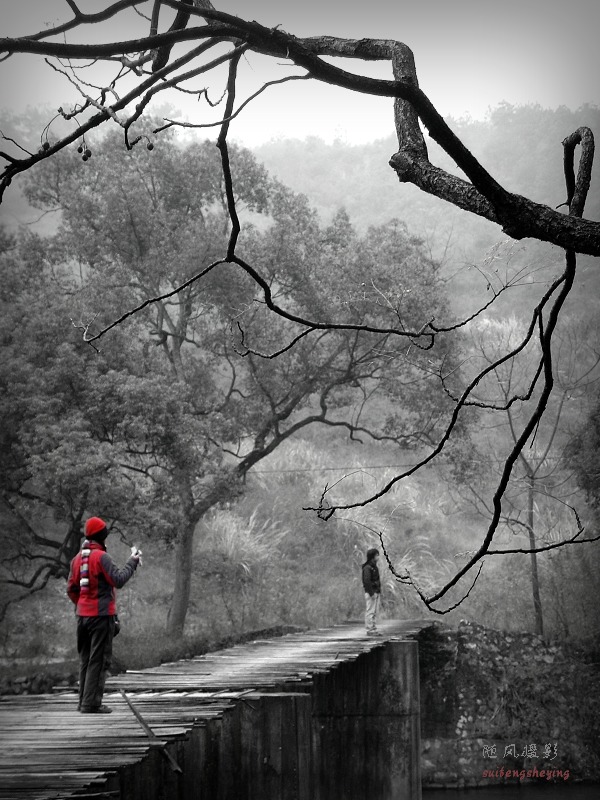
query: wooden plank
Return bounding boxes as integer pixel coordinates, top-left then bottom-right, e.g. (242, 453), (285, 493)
(1, 620), (428, 800)
(119, 689), (184, 773)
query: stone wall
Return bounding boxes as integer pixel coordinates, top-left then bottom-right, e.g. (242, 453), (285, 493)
(418, 620), (600, 788)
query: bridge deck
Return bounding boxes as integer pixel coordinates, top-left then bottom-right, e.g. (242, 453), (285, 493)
(0, 620), (427, 800)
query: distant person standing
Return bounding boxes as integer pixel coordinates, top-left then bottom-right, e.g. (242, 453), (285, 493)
(362, 547), (382, 636)
(67, 516), (141, 714)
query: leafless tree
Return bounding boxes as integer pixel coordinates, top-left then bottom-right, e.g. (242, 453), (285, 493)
(452, 318), (600, 635)
(1, 0), (599, 614)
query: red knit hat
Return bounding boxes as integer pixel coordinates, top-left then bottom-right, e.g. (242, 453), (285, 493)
(85, 516), (107, 538)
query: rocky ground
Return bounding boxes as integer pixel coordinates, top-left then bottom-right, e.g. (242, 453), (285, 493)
(419, 620), (600, 787)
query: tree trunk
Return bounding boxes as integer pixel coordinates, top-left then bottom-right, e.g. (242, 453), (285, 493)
(526, 476), (544, 638)
(166, 516), (196, 638)
(166, 466), (199, 637)
(165, 468), (245, 637)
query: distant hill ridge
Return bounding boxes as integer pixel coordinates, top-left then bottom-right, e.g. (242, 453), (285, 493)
(254, 103), (600, 261)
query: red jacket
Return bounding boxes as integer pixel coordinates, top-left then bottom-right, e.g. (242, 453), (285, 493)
(67, 539), (138, 616)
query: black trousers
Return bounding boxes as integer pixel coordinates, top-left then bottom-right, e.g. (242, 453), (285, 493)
(77, 615), (115, 710)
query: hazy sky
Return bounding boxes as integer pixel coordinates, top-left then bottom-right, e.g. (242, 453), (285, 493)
(1, 0), (599, 145)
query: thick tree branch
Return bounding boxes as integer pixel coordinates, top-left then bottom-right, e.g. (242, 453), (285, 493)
(1, 7), (599, 252)
(560, 127), (595, 216)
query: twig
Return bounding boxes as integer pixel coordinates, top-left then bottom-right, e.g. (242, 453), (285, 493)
(119, 690), (183, 773)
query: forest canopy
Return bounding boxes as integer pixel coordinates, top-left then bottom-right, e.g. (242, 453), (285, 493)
(0, 1), (599, 635)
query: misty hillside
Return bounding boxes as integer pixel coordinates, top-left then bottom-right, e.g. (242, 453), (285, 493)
(2, 103), (599, 659)
(254, 103), (600, 260)
(2, 102), (597, 325)
(253, 104), (600, 321)
(4, 102), (598, 262)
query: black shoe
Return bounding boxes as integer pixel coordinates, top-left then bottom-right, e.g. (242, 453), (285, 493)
(80, 704), (112, 714)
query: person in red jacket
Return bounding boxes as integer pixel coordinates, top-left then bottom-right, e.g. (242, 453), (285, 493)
(67, 516), (141, 714)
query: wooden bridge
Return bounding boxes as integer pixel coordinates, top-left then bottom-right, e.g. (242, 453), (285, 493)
(0, 620), (427, 800)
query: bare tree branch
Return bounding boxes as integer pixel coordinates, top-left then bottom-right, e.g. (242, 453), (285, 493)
(1, 1), (598, 617)
(1, 7), (599, 251)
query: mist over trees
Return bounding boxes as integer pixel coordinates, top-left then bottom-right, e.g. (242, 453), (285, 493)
(0, 2), (599, 649)
(256, 103), (600, 312)
(1, 129), (457, 635)
(2, 102), (599, 645)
